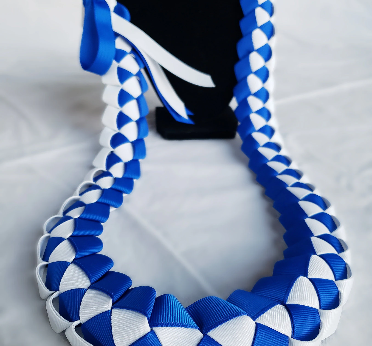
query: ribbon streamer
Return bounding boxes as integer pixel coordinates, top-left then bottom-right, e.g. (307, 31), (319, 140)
(80, 0), (215, 123)
(110, 13), (215, 88)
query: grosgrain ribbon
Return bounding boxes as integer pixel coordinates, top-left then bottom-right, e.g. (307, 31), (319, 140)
(80, 0), (215, 123)
(80, 0), (116, 76)
(36, 1), (353, 345)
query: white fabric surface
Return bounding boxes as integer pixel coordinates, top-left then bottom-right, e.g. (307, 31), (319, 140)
(0, 0), (371, 345)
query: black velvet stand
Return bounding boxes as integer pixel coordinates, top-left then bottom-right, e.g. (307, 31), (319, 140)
(118, 1), (243, 140)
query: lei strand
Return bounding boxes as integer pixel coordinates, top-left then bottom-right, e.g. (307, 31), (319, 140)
(36, 1), (353, 345)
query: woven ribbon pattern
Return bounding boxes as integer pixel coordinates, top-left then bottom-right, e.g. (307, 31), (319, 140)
(36, 1), (353, 345)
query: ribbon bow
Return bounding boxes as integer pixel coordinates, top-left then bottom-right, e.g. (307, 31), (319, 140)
(80, 0), (215, 123)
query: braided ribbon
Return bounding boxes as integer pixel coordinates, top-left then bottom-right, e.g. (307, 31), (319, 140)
(80, 0), (214, 124)
(36, 1), (353, 345)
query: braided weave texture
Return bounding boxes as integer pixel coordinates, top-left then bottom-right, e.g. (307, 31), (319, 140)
(36, 1), (353, 345)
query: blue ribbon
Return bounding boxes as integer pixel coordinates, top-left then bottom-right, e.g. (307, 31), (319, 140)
(80, 0), (116, 75)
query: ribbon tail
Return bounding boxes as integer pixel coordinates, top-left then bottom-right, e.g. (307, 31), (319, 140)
(81, 0), (215, 123)
(137, 49), (193, 124)
(111, 13), (215, 88)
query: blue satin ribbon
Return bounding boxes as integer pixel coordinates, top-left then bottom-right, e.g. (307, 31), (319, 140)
(80, 0), (117, 75)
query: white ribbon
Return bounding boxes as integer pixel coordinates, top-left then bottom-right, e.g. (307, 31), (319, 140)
(111, 13), (215, 88)
(110, 12), (215, 121)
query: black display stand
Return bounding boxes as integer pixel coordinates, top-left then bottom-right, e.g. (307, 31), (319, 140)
(119, 0), (243, 140)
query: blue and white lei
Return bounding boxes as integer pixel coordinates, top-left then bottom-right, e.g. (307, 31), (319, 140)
(36, 1), (353, 345)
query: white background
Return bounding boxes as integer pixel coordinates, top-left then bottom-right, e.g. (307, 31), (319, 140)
(0, 0), (371, 345)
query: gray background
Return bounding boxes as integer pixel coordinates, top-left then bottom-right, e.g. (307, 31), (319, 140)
(0, 0), (371, 345)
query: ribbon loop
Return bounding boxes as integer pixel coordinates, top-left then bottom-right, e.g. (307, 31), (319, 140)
(80, 0), (116, 76)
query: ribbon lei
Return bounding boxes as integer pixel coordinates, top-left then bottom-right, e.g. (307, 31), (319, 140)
(80, 0), (215, 123)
